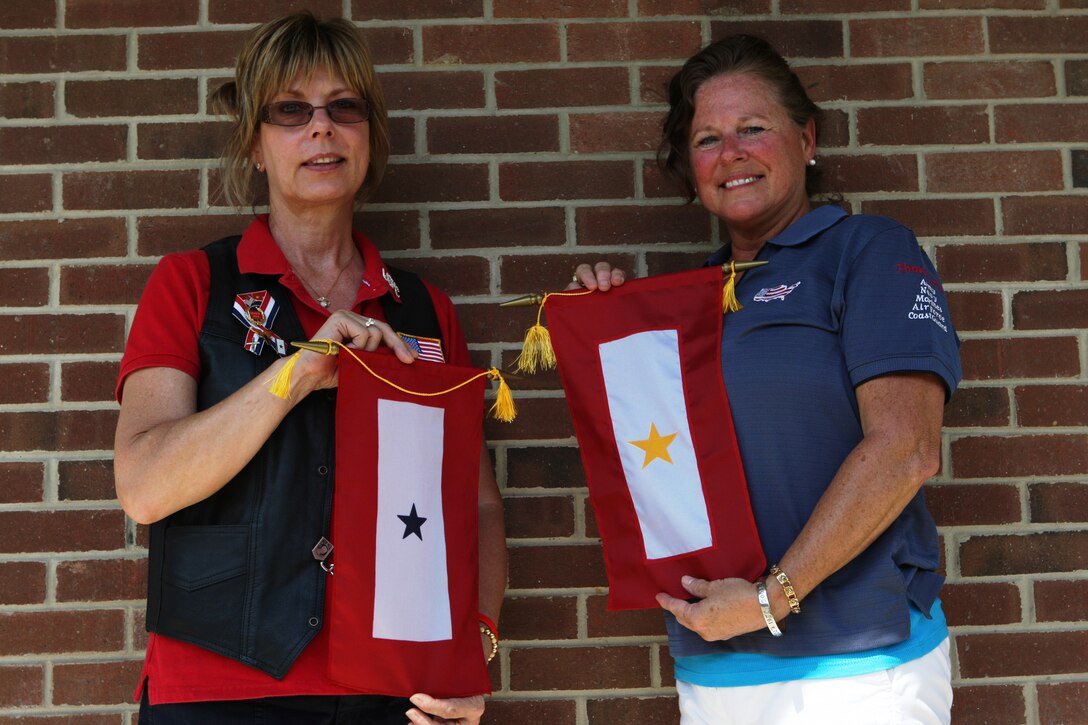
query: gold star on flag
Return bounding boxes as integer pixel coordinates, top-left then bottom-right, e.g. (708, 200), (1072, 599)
(629, 422), (678, 469)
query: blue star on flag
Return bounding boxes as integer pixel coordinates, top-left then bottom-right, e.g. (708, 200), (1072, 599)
(398, 503), (427, 540)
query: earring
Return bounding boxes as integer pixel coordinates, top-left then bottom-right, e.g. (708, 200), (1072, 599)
(807, 159), (816, 167)
(255, 162), (263, 172)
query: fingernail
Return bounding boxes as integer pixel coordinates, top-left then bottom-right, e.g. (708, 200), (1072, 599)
(681, 575), (693, 585)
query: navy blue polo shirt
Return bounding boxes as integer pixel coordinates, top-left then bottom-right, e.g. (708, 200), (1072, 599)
(666, 204), (962, 658)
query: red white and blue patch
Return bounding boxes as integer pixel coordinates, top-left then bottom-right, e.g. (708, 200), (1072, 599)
(753, 281), (802, 303)
(398, 332), (445, 364)
(232, 290), (287, 356)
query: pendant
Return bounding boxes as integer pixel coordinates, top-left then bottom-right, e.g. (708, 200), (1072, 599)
(317, 297), (330, 308)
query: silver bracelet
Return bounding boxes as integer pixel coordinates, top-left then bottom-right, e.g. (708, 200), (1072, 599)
(756, 578), (782, 637)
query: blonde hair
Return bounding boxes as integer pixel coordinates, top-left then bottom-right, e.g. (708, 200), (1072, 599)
(211, 11), (390, 209)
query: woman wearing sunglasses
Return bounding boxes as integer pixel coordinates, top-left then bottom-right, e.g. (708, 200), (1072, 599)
(113, 12), (505, 725)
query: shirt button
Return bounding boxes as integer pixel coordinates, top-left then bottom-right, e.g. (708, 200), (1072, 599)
(317, 465), (328, 476)
(309, 617), (320, 627)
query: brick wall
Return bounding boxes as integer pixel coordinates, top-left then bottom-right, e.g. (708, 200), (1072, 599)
(2, 1), (1086, 723)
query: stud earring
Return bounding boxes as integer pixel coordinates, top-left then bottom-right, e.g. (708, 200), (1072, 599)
(807, 158), (816, 167)
(255, 162), (263, 172)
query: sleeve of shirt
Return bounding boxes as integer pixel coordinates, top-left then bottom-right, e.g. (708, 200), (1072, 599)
(116, 250), (210, 403)
(422, 279), (472, 368)
(840, 222), (963, 398)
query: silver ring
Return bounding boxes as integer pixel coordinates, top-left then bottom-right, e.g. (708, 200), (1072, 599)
(364, 317), (375, 328)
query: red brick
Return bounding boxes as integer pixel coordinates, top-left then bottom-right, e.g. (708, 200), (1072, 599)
(423, 24), (559, 64)
(502, 595), (578, 640)
(455, 301), (538, 346)
(499, 252), (638, 294)
(943, 386), (1010, 428)
(352, 0), (481, 18)
(586, 594), (666, 638)
(1075, 149), (1088, 188)
(960, 532), (1088, 576)
(387, 116), (415, 156)
(1014, 289), (1088, 330)
(1082, 243), (1088, 280)
(1070, 59), (1088, 96)
(640, 65), (675, 105)
(499, 350), (564, 392)
(852, 17), (984, 57)
(430, 208), (566, 249)
(137, 121), (230, 160)
(496, 0), (627, 16)
(996, 103), (1088, 143)
(1034, 579), (1087, 622)
(360, 26), (415, 65)
(500, 161), (634, 202)
(961, 337), (1080, 380)
(643, 159), (685, 199)
(588, 696), (678, 724)
(0, 665), (43, 708)
(0, 174), (52, 214)
(0, 35), (125, 73)
(0, 609), (125, 656)
(0, 1), (54, 27)
(861, 199), (995, 237)
(67, 0), (197, 27)
(61, 361), (119, 404)
(925, 484), (1019, 527)
(64, 170), (200, 211)
(940, 582), (1021, 626)
(505, 495), (576, 539)
(575, 205), (710, 246)
(935, 242), (1067, 284)
(1017, 386), (1088, 427)
(796, 63), (913, 102)
(924, 0), (1043, 6)
(927, 151), (1062, 193)
(382, 70), (485, 110)
(646, 0), (770, 13)
(484, 397), (574, 442)
(57, 558), (147, 603)
(138, 30), (248, 71)
(506, 446), (586, 489)
(946, 291), (1004, 332)
(371, 163), (489, 204)
(52, 659), (144, 706)
(136, 214), (251, 256)
(352, 210), (421, 251)
(0, 81), (55, 119)
(950, 685), (1026, 725)
(508, 544), (606, 589)
(0, 125), (126, 165)
(821, 154), (918, 193)
(0, 462), (44, 504)
(957, 631), (1088, 677)
(0, 267), (48, 307)
(0, 509), (125, 554)
(510, 645), (651, 690)
(645, 251), (718, 278)
(58, 459), (117, 502)
(210, 0), (341, 23)
(989, 16), (1088, 53)
(498, 67), (631, 109)
(924, 61), (1056, 100)
(568, 22), (702, 62)
(570, 111), (661, 154)
(60, 264), (155, 306)
(1029, 482), (1088, 524)
(428, 115), (559, 154)
(709, 21), (844, 58)
(388, 255), (489, 296)
(0, 363), (49, 404)
(0, 314), (124, 355)
(0, 562), (47, 606)
(485, 700), (577, 722)
(1004, 196), (1088, 236)
(0, 410), (118, 453)
(817, 109), (849, 149)
(952, 434), (1088, 478)
(857, 105), (988, 146)
(1038, 682), (1088, 725)
(0, 218), (125, 261)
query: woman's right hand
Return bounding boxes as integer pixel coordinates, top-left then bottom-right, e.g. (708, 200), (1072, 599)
(568, 262), (626, 291)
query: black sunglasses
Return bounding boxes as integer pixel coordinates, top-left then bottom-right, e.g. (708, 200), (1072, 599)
(260, 98), (370, 127)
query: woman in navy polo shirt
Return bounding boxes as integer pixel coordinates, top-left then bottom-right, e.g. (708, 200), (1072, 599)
(576, 35), (962, 724)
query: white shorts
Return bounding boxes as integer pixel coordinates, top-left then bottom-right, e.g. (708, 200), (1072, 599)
(676, 638), (952, 725)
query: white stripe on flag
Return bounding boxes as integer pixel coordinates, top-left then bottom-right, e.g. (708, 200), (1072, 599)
(599, 330), (713, 560)
(373, 399), (452, 641)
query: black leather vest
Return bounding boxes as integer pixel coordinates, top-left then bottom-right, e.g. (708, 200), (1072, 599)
(145, 235), (443, 678)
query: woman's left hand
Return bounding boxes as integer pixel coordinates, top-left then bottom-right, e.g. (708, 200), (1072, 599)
(405, 693), (485, 725)
(656, 575), (771, 642)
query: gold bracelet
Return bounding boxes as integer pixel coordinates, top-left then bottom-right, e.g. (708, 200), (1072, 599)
(770, 564), (801, 615)
(479, 621), (499, 663)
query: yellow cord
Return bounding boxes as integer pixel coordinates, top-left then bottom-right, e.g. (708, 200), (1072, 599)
(514, 289), (593, 374)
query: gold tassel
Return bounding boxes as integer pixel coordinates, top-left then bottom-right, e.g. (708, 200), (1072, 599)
(487, 368), (517, 422)
(514, 322), (557, 374)
(723, 261), (743, 314)
(268, 351), (301, 399)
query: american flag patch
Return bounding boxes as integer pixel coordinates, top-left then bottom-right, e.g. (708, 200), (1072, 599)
(753, 281), (801, 302)
(398, 333), (445, 363)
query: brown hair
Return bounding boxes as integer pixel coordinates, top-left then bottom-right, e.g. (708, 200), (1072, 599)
(658, 35), (821, 202)
(211, 11), (390, 209)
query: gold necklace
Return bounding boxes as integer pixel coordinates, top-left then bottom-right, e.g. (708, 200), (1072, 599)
(294, 258), (354, 309)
